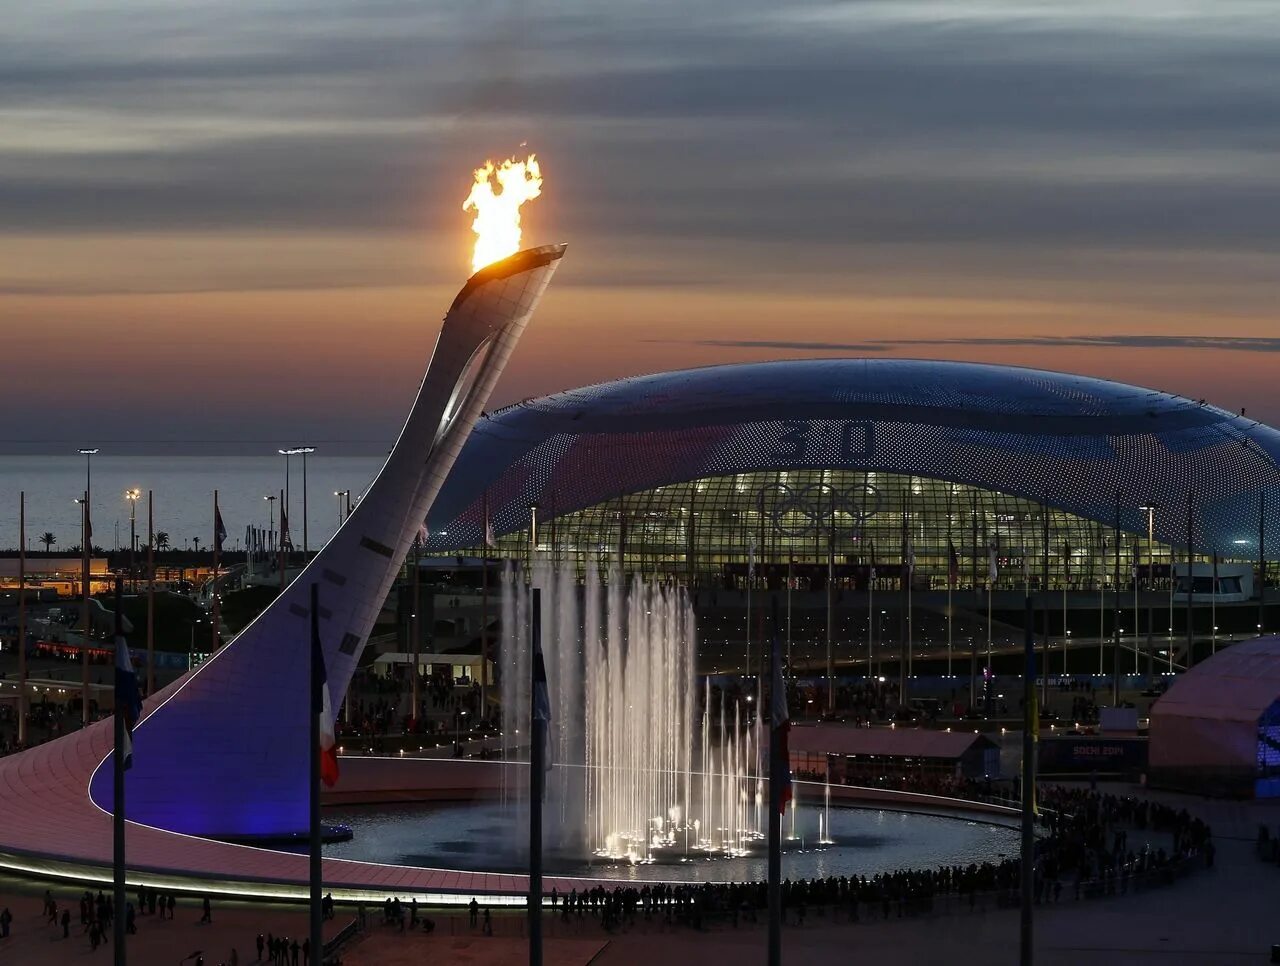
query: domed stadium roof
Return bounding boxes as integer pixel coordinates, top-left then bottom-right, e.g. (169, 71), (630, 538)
(425, 359), (1280, 554)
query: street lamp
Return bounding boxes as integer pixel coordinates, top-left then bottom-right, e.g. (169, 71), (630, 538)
(280, 446), (317, 554)
(456, 709), (469, 753)
(335, 490), (351, 526)
(125, 488), (141, 592)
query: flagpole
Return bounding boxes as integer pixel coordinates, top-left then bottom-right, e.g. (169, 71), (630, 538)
(309, 583), (323, 966)
(767, 594), (783, 966)
(946, 542), (953, 678)
(1211, 549), (1217, 654)
(82, 490), (91, 727)
(1112, 493), (1122, 708)
(212, 490), (221, 653)
(411, 536), (420, 726)
(529, 580), (544, 966)
(1062, 549), (1068, 678)
(481, 489), (490, 723)
(867, 562), (873, 681)
(786, 557), (793, 678)
(826, 485), (834, 713)
(112, 576), (127, 966)
(280, 488), (287, 593)
(746, 535), (753, 683)
(1019, 589), (1035, 966)
(18, 492), (27, 747)
(147, 491), (155, 696)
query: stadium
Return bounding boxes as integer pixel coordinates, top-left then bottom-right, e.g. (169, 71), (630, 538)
(422, 359), (1279, 671)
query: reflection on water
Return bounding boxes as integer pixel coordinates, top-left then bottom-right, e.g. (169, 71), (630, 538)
(318, 802), (1020, 883)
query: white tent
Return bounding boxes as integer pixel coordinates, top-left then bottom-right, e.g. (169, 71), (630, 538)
(1149, 635), (1280, 798)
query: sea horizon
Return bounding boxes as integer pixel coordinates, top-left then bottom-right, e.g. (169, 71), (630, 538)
(0, 454), (386, 553)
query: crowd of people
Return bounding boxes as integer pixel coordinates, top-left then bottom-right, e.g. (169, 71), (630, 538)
(432, 786), (1214, 936)
(24, 886), (213, 951)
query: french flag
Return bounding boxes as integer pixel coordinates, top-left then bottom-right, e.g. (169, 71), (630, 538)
(115, 635), (143, 770)
(770, 631), (791, 815)
(315, 637), (339, 787)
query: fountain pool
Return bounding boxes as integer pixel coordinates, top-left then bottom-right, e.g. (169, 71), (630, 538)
(315, 801), (1020, 883)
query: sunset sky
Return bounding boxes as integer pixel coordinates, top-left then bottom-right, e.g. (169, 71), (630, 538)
(4, 1), (1279, 454)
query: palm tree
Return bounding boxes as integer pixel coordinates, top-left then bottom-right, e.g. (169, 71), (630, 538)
(155, 531), (170, 552)
(192, 536), (201, 553)
(40, 531), (56, 552)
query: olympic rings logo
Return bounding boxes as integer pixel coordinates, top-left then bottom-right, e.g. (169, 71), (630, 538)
(755, 481), (883, 537)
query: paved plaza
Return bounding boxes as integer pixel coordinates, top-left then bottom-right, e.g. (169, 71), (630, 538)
(1, 785), (1275, 965)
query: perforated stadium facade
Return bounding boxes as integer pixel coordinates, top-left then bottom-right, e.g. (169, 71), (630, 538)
(424, 359), (1280, 588)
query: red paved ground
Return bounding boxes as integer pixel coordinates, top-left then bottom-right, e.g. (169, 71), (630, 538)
(0, 888), (346, 965)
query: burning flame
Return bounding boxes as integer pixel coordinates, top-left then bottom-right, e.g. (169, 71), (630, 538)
(462, 154), (543, 273)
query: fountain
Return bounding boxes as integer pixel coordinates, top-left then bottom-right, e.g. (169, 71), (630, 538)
(499, 558), (764, 862)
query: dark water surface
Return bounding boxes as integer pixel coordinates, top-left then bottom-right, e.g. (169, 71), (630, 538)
(320, 801), (1021, 883)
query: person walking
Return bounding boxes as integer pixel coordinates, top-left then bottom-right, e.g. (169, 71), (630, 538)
(61, 907), (70, 939)
(482, 908), (492, 935)
(167, 894), (176, 920)
(0, 906), (12, 939)
(469, 897), (479, 927)
(200, 895), (212, 924)
(256, 933), (265, 960)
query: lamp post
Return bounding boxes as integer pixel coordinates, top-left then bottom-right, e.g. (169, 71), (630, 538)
(77, 448), (98, 728)
(335, 489), (351, 526)
(280, 446), (316, 554)
(125, 488), (141, 592)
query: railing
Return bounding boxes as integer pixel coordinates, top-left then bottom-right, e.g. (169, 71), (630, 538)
(321, 917), (360, 965)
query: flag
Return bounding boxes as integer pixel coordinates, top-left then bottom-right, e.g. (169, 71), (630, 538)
(314, 632), (339, 787)
(484, 517), (496, 549)
(280, 504), (294, 552)
(532, 647), (552, 772)
(214, 504), (227, 553)
(1212, 548), (1219, 591)
(868, 540), (877, 582)
(417, 521), (430, 546)
(1022, 550), (1030, 585)
(1062, 541), (1072, 579)
(748, 535), (757, 582)
(85, 501), (93, 544)
(115, 634), (142, 770)
(770, 631), (792, 815)
(947, 539), (959, 588)
(987, 544), (998, 583)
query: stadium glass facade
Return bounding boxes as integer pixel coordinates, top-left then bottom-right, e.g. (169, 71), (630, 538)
(455, 470), (1200, 591)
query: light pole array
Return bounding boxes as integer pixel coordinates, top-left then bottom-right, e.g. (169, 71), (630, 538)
(280, 446), (317, 553)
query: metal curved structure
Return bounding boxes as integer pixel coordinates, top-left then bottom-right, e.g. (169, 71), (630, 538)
(89, 244), (566, 838)
(425, 359), (1280, 557)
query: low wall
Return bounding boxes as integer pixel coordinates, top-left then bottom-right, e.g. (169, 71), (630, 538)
(322, 755), (518, 805)
(798, 780), (1020, 820)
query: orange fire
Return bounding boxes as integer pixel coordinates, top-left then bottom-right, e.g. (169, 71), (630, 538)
(462, 154), (543, 273)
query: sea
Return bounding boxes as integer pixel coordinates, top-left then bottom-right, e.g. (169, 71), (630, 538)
(0, 455), (385, 552)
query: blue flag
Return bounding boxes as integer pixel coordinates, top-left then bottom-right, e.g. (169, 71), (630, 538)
(115, 635), (143, 770)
